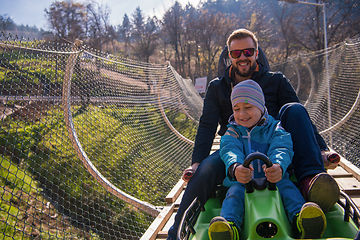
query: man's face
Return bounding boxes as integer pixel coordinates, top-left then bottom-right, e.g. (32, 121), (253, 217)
(229, 37), (258, 78)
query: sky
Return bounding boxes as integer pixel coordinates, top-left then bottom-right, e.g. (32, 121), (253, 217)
(0, 0), (202, 30)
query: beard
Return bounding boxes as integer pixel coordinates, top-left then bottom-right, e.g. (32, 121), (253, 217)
(233, 60), (257, 78)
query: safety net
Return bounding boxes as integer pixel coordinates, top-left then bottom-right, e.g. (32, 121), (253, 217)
(0, 31), (360, 239)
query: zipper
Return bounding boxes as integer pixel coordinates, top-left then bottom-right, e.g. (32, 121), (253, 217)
(242, 128), (261, 178)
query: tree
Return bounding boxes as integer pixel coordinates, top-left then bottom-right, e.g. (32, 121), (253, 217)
(327, 0), (360, 44)
(45, 1), (86, 42)
(107, 25), (118, 55)
(0, 15), (16, 34)
(162, 1), (185, 75)
(131, 6), (145, 59)
(119, 14), (131, 57)
(270, 2), (298, 61)
(183, 4), (199, 79)
(195, 10), (235, 80)
(275, 0), (360, 53)
(129, 7), (160, 62)
(85, 1), (112, 50)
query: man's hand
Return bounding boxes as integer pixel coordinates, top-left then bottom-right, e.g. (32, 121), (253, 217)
(263, 163), (282, 183)
(322, 150), (339, 170)
(234, 164), (253, 184)
(182, 163), (199, 182)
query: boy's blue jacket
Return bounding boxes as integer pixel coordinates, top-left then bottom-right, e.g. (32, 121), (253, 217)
(220, 111), (294, 187)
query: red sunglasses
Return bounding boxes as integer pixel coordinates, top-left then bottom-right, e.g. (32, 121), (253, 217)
(229, 48), (256, 58)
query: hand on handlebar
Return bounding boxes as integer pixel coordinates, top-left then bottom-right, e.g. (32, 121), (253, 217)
(263, 163), (282, 183)
(234, 164), (253, 184)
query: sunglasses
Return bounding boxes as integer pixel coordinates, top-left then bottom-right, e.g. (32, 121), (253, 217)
(229, 48), (256, 58)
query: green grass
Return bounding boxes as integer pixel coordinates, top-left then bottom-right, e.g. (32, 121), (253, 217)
(0, 156), (89, 240)
(0, 103), (197, 238)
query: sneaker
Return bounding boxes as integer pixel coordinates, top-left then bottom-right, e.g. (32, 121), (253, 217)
(208, 216), (240, 240)
(295, 202), (327, 239)
(306, 173), (340, 212)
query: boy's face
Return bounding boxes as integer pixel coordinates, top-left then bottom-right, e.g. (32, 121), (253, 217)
(233, 102), (262, 128)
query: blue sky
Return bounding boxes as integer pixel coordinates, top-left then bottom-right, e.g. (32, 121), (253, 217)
(0, 0), (202, 30)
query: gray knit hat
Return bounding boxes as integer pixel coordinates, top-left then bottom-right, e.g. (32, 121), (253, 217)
(231, 79), (265, 113)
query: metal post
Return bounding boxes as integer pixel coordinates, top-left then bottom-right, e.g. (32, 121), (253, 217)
(323, 3), (332, 147)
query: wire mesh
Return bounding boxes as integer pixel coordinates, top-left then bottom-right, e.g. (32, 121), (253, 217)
(271, 36), (360, 168)
(1, 31), (360, 239)
(0, 32), (202, 239)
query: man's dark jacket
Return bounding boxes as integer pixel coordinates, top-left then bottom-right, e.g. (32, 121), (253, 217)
(191, 63), (327, 165)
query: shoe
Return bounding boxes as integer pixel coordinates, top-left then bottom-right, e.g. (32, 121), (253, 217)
(300, 173), (340, 212)
(307, 173), (340, 212)
(295, 202), (327, 239)
(208, 216), (240, 240)
(299, 175), (313, 201)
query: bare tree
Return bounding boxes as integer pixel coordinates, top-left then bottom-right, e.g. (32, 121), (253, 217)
(162, 1), (185, 75)
(183, 4), (199, 79)
(131, 12), (160, 62)
(270, 2), (298, 61)
(195, 10), (231, 80)
(327, 0), (360, 44)
(45, 1), (86, 42)
(85, 1), (112, 50)
(276, 0), (360, 53)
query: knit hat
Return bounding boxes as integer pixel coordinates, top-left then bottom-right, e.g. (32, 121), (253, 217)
(231, 79), (265, 113)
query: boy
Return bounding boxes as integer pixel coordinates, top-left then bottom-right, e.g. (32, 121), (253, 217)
(208, 80), (326, 240)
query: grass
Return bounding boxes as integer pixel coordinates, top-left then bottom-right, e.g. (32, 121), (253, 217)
(0, 103), (197, 239)
(0, 155), (94, 239)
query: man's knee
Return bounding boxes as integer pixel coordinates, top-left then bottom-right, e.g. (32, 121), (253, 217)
(191, 153), (225, 187)
(278, 102), (307, 121)
(196, 156), (224, 178)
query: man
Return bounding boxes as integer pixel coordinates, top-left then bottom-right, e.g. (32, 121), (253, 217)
(217, 45), (270, 78)
(167, 28), (339, 240)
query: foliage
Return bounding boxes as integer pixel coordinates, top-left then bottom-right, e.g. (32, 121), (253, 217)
(0, 102), (197, 237)
(0, 154), (96, 239)
(0, 50), (65, 96)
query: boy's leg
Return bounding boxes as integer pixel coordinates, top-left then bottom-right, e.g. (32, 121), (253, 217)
(208, 184), (244, 240)
(278, 103), (339, 212)
(277, 177), (326, 238)
(220, 184), (245, 228)
(167, 150), (225, 240)
(276, 177), (306, 222)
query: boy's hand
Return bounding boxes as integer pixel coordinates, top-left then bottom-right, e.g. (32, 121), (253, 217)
(234, 164), (253, 184)
(263, 163), (282, 183)
(182, 163), (199, 182)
